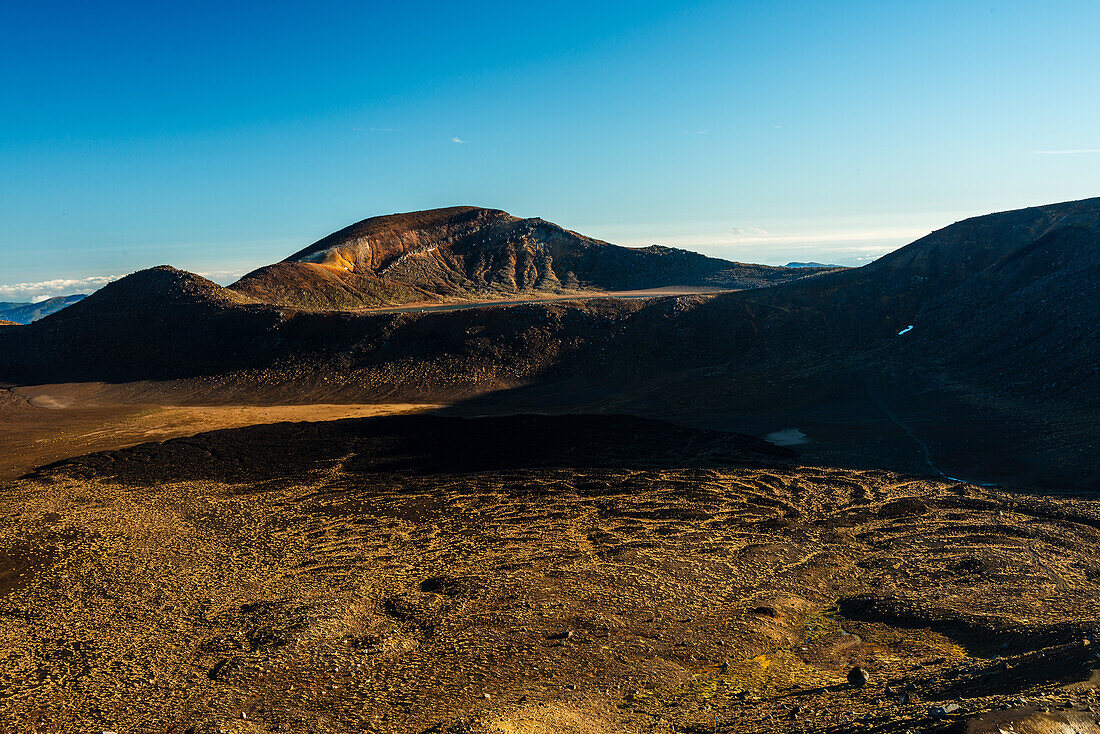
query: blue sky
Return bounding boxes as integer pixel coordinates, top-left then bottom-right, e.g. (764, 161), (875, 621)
(2, 0), (1098, 300)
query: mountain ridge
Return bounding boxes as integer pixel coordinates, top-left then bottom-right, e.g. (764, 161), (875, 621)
(229, 206), (833, 308)
(0, 294), (86, 324)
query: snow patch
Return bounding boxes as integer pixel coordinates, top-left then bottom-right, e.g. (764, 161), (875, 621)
(764, 428), (809, 446)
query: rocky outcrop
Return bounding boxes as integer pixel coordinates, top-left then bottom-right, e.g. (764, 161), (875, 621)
(229, 206), (829, 308)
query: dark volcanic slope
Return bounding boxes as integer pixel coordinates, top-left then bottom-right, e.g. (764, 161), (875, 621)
(0, 267), (278, 381)
(754, 196), (1100, 344)
(732, 196), (1100, 413)
(229, 206), (829, 308)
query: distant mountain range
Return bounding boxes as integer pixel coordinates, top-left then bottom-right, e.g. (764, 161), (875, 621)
(785, 261), (842, 268)
(0, 295), (86, 324)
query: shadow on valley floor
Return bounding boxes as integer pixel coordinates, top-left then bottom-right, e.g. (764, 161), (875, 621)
(437, 372), (1099, 493)
(30, 413), (794, 485)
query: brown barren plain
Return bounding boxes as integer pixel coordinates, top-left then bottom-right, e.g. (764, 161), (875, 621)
(0, 414), (1097, 734)
(0, 384), (437, 481)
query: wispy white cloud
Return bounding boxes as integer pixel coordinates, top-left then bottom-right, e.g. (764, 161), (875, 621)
(0, 268), (253, 303)
(621, 227), (926, 267)
(1032, 148), (1100, 155)
(701, 227), (925, 247)
(0, 275), (123, 303)
(724, 230), (921, 263)
(195, 269), (248, 284)
(584, 210), (972, 267)
(451, 137), (466, 144)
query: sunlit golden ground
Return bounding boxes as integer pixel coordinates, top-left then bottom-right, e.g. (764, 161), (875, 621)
(0, 383), (438, 480)
(0, 415), (1097, 733)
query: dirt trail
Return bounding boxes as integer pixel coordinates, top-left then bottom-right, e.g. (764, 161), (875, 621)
(865, 381), (1000, 488)
(865, 382), (945, 479)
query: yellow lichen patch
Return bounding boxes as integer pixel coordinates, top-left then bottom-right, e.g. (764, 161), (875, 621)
(636, 648), (842, 712)
(845, 619), (968, 661)
(801, 603), (843, 641)
(716, 650), (841, 693)
(491, 702), (633, 734)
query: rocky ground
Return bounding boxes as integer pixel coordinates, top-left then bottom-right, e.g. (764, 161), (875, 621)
(0, 415), (1097, 733)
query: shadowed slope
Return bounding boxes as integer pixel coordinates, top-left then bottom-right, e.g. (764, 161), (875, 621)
(33, 413), (793, 483)
(730, 196), (1100, 408)
(0, 267), (280, 382)
(746, 196), (1100, 343)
